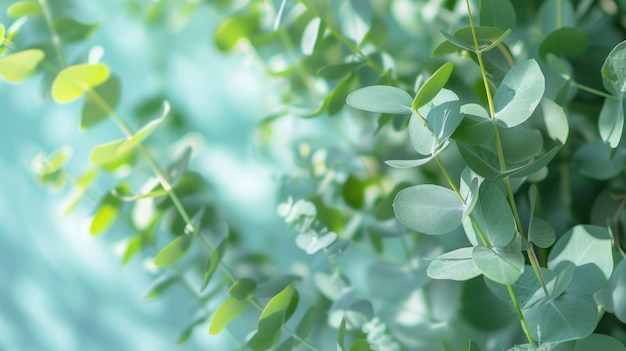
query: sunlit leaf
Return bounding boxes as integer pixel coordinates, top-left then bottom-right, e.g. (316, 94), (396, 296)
(473, 235), (524, 285)
(317, 61), (364, 79)
(0, 49), (44, 83)
(89, 139), (133, 166)
(346, 85), (413, 114)
(465, 181), (516, 247)
(548, 225), (613, 295)
(525, 294), (597, 343)
(153, 234), (193, 267)
(598, 98), (625, 148)
(208, 296), (250, 334)
(144, 274), (175, 300)
(117, 101), (170, 154)
(413, 62), (454, 109)
(81, 75), (121, 130)
(427, 247), (482, 281)
(52, 64), (110, 103)
(258, 282), (296, 336)
(214, 11), (261, 51)
(7, 1), (42, 17)
(201, 239), (227, 291)
(494, 60), (545, 127)
(393, 184), (464, 235)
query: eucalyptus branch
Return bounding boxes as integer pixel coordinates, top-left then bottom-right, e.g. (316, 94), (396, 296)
(38, 0), (67, 68)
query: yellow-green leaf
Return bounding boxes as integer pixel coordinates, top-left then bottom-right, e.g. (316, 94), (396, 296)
(0, 49), (44, 83)
(153, 235), (192, 267)
(208, 296), (250, 334)
(117, 101), (170, 154)
(51, 64), (110, 103)
(89, 203), (118, 235)
(7, 1), (42, 17)
(258, 282), (296, 336)
(89, 139), (131, 166)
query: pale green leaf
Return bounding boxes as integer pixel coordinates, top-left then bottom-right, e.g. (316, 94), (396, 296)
(258, 282), (296, 336)
(52, 64), (110, 103)
(598, 98), (625, 148)
(393, 184), (464, 235)
(594, 259), (626, 323)
(153, 235), (193, 267)
(452, 103), (494, 145)
(81, 75), (121, 130)
(89, 203), (118, 236)
(413, 62), (454, 109)
(7, 1), (42, 17)
(117, 101), (170, 154)
(89, 139), (132, 166)
(494, 60), (545, 127)
(480, 0), (516, 30)
(574, 141), (626, 180)
(143, 274), (175, 300)
(409, 89), (462, 155)
(548, 225), (613, 295)
(427, 247), (482, 281)
(473, 235), (524, 285)
(525, 294), (597, 343)
(465, 181), (516, 247)
(208, 296), (250, 334)
(346, 85), (413, 114)
(602, 40), (626, 97)
(0, 49), (44, 83)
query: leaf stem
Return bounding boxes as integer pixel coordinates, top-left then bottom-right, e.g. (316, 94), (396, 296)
(572, 81), (617, 100)
(506, 284), (535, 348)
(38, 0), (68, 69)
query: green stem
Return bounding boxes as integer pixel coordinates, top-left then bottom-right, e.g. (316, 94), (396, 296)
(38, 0), (68, 68)
(507, 284), (536, 348)
(556, 0), (563, 28)
(572, 81), (617, 100)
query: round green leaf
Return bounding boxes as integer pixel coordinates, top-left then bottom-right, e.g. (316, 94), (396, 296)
(393, 184), (464, 235)
(598, 98), (625, 148)
(452, 104), (494, 145)
(81, 75), (121, 130)
(0, 49), (44, 83)
(427, 247), (482, 281)
(480, 0), (516, 30)
(346, 85), (413, 114)
(572, 334), (626, 351)
(525, 294), (597, 343)
(548, 225), (613, 295)
(52, 64), (110, 103)
(413, 62), (454, 109)
(472, 236), (524, 285)
(539, 27), (588, 60)
(574, 141), (626, 180)
(528, 217), (556, 248)
(594, 259), (626, 323)
(601, 41), (626, 97)
(409, 89), (461, 155)
(466, 181), (516, 247)
(496, 124), (544, 163)
(7, 1), (42, 17)
(494, 60), (545, 127)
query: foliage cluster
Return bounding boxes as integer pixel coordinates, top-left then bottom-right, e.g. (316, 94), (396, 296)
(2, 0), (626, 350)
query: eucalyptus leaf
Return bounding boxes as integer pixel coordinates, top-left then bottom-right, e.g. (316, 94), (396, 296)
(472, 235), (524, 285)
(538, 0), (576, 34)
(409, 89), (462, 155)
(346, 85), (413, 114)
(393, 184), (464, 235)
(412, 62), (454, 110)
(469, 181), (516, 247)
(593, 259), (626, 323)
(153, 234), (193, 267)
(524, 294), (597, 343)
(117, 101), (170, 154)
(7, 1), (42, 17)
(258, 282), (296, 336)
(0, 49), (44, 83)
(480, 0), (516, 30)
(208, 296), (250, 334)
(539, 27), (588, 60)
(602, 40), (626, 97)
(452, 103), (495, 145)
(548, 225), (613, 295)
(574, 141), (626, 180)
(81, 75), (121, 130)
(494, 60), (545, 127)
(201, 239), (227, 291)
(598, 97), (625, 148)
(52, 64), (110, 103)
(55, 18), (98, 43)
(427, 247), (482, 281)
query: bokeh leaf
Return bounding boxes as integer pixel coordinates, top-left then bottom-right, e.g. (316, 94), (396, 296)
(7, 1), (42, 17)
(494, 60), (545, 127)
(208, 296), (249, 335)
(52, 64), (110, 103)
(153, 234), (193, 267)
(0, 49), (44, 83)
(393, 184), (464, 235)
(81, 75), (121, 130)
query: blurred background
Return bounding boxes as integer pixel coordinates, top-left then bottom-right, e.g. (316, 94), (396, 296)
(0, 0), (287, 350)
